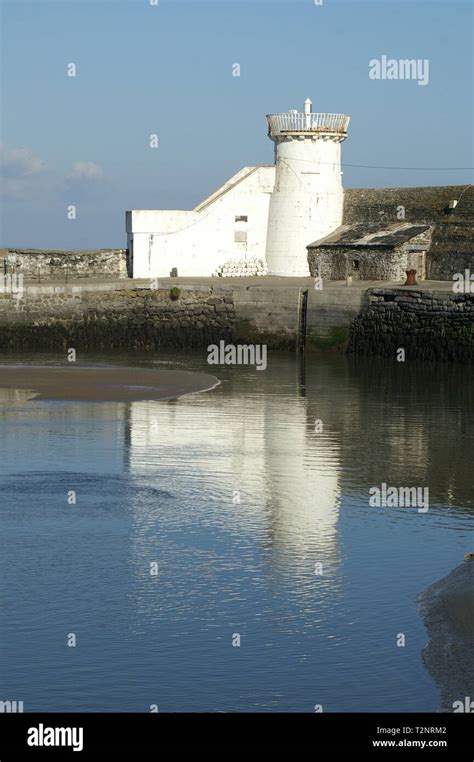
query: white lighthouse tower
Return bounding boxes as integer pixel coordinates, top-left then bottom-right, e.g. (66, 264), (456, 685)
(265, 98), (350, 276)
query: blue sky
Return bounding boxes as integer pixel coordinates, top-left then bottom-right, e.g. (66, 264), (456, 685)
(0, 0), (472, 248)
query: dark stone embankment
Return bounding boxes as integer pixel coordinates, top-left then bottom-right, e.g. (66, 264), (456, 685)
(347, 287), (474, 363)
(0, 285), (236, 352)
(418, 560), (474, 712)
(0, 278), (472, 361)
(0, 278), (364, 353)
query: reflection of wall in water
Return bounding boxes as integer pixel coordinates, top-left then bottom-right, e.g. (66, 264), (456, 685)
(125, 377), (342, 570)
(302, 358), (474, 512)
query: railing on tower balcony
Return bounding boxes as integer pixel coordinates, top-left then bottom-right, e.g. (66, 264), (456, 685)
(267, 112), (350, 137)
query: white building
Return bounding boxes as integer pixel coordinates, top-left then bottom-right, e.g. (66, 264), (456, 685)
(126, 99), (350, 278)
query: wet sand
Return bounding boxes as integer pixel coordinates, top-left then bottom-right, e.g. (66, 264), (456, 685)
(418, 560), (474, 711)
(0, 365), (220, 402)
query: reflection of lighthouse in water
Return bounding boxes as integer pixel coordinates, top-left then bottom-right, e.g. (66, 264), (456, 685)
(124, 367), (342, 575)
(261, 394), (341, 572)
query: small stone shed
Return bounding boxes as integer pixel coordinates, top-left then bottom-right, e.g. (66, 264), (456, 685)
(307, 223), (433, 281)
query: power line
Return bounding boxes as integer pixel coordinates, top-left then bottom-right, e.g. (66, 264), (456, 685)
(277, 156), (473, 171)
(343, 164), (473, 171)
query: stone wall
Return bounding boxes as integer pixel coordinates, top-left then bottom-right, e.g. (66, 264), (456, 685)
(308, 229), (432, 282)
(232, 284), (364, 348)
(0, 249), (128, 280)
(428, 217), (474, 280)
(343, 186), (474, 280)
(310, 246), (407, 282)
(1, 280), (472, 360)
(306, 285), (365, 343)
(347, 287), (474, 363)
(343, 185), (473, 226)
(0, 280), (364, 352)
(0, 285), (235, 351)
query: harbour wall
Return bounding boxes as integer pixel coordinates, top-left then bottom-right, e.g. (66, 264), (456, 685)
(0, 280), (362, 353)
(0, 279), (472, 362)
(348, 287), (474, 363)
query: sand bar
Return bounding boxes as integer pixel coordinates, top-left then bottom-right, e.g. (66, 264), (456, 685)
(418, 560), (474, 710)
(0, 365), (220, 402)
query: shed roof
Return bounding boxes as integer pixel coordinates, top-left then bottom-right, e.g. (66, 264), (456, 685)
(308, 222), (430, 249)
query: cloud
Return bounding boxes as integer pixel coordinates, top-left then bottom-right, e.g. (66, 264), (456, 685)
(0, 145), (46, 178)
(0, 145), (47, 198)
(67, 161), (103, 181)
(64, 160), (105, 201)
(0, 150), (106, 204)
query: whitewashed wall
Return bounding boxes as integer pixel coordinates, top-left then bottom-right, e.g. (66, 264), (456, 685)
(127, 166), (275, 278)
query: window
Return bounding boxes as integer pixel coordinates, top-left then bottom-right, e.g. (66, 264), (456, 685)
(234, 231), (247, 243)
(235, 215), (248, 223)
(352, 259), (360, 270)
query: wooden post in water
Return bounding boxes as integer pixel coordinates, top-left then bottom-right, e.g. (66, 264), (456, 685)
(296, 288), (308, 353)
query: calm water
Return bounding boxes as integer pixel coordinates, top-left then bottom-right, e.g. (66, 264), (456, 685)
(0, 353), (472, 712)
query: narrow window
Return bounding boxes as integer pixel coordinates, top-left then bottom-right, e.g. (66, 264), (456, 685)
(235, 215), (248, 223)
